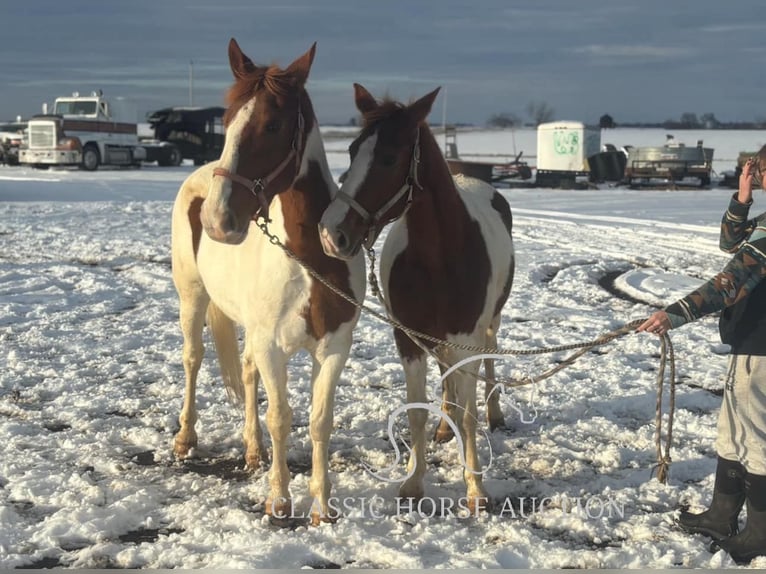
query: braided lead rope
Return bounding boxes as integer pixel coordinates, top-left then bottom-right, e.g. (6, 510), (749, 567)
(257, 220), (676, 482)
(652, 334), (675, 484)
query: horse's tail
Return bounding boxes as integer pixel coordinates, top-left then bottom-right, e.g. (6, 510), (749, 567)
(206, 302), (245, 404)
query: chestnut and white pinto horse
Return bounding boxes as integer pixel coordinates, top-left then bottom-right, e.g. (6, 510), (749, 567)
(171, 39), (364, 524)
(318, 85), (514, 511)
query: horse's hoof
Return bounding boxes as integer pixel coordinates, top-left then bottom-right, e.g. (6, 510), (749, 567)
(244, 451), (268, 470)
(173, 435), (197, 459)
(433, 424), (455, 444)
(398, 484), (425, 505)
(466, 496), (491, 515)
(265, 497), (293, 521)
(310, 510), (340, 526)
(487, 417), (506, 433)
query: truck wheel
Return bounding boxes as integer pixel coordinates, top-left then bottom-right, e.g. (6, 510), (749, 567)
(168, 146), (182, 166)
(81, 145), (100, 171)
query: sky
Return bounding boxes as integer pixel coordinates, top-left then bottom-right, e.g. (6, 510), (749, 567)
(1, 0), (766, 126)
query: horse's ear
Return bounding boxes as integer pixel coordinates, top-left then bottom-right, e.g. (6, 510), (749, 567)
(228, 38), (256, 79)
(407, 87), (441, 125)
(354, 83), (378, 115)
(286, 42), (317, 86)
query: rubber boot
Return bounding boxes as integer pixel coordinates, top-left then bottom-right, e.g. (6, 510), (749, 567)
(714, 473), (766, 564)
(678, 456), (745, 539)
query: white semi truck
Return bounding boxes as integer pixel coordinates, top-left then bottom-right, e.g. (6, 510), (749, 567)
(19, 91), (180, 170)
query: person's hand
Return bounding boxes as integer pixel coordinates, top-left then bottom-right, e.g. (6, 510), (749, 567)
(739, 157), (756, 204)
(637, 311), (672, 337)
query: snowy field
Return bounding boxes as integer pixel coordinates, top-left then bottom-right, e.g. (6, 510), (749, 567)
(1, 127), (766, 569)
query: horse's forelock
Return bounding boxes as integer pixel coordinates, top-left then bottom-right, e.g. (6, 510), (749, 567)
(361, 100), (406, 130)
(223, 65), (299, 126)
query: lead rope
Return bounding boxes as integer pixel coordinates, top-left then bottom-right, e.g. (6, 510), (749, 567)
(257, 220), (676, 483)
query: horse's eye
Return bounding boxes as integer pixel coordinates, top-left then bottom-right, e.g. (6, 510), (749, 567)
(265, 121), (281, 133)
(381, 154), (396, 167)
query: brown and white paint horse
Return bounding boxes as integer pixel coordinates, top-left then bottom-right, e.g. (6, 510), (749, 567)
(318, 85), (514, 510)
(171, 39), (364, 524)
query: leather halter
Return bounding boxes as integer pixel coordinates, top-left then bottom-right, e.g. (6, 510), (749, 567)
(212, 106), (305, 222)
(335, 126), (422, 250)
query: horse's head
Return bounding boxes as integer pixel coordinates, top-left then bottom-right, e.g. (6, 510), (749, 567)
(201, 38), (315, 244)
(319, 84), (439, 260)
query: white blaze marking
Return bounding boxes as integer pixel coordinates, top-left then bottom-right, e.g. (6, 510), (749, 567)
(320, 131), (378, 230)
(206, 97), (256, 213)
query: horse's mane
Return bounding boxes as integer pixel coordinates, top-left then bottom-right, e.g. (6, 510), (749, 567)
(224, 65), (298, 125)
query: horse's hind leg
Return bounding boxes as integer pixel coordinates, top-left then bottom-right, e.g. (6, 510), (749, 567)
(242, 350), (267, 469)
(174, 283), (209, 459)
(452, 354), (489, 513)
(433, 362), (457, 443)
(484, 315), (505, 432)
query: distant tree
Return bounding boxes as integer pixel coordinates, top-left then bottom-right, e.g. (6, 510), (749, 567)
(679, 112), (700, 128)
(526, 101), (555, 126)
(700, 112), (720, 129)
(599, 114), (616, 129)
(487, 112), (521, 128)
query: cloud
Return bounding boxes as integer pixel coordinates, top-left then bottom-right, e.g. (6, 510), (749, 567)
(572, 44), (693, 59)
(698, 23), (763, 33)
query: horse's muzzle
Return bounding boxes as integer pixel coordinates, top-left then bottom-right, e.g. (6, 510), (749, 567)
(318, 224), (358, 261)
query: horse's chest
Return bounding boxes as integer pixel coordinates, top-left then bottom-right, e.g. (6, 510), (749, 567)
(197, 231), (312, 335)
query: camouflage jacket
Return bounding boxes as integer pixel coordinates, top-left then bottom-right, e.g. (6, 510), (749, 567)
(665, 194), (766, 343)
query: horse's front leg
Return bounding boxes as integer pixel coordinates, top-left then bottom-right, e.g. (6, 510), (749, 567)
(307, 345), (349, 525)
(174, 284), (209, 459)
(398, 351), (429, 502)
(256, 346), (292, 521)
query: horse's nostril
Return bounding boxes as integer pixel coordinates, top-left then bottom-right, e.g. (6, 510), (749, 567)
(336, 230), (348, 250)
(226, 213), (238, 234)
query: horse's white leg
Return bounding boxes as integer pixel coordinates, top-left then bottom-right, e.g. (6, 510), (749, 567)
(399, 353), (429, 502)
(452, 357), (489, 513)
(307, 345), (348, 525)
(256, 346), (292, 520)
(174, 285), (209, 459)
(242, 344), (267, 469)
(484, 315), (505, 431)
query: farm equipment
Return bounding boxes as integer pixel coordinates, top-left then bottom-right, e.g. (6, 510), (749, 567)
(720, 151), (756, 188)
(624, 136), (714, 187)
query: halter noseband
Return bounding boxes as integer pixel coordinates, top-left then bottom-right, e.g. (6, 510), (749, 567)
(335, 126), (422, 250)
(212, 106), (305, 223)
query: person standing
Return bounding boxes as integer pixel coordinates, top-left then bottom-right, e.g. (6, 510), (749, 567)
(638, 148), (766, 564)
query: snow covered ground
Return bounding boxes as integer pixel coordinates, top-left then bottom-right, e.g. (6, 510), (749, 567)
(1, 127), (765, 569)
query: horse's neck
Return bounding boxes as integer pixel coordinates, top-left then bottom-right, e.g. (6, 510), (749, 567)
(279, 119), (336, 247)
(299, 117), (336, 195)
(404, 127), (465, 257)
